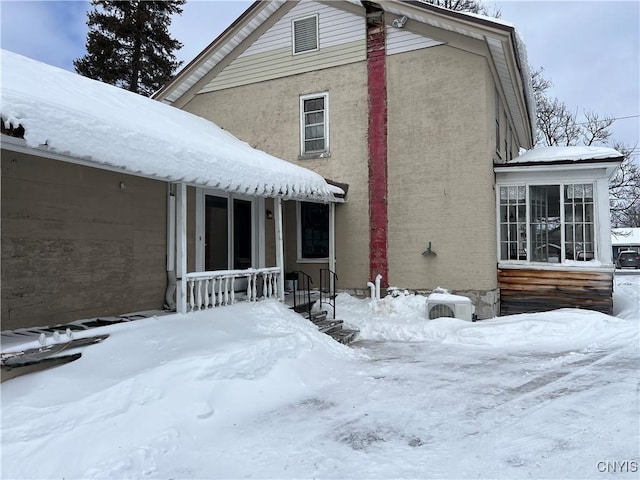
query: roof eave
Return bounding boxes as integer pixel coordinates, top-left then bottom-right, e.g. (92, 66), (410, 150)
(1, 134), (337, 203)
(153, 1), (263, 102)
(494, 157), (624, 178)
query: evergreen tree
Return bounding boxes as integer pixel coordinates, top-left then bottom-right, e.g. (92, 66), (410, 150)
(74, 0), (185, 97)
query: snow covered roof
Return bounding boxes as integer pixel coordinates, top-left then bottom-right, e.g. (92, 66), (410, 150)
(611, 228), (640, 246)
(0, 50), (335, 202)
(506, 146), (624, 165)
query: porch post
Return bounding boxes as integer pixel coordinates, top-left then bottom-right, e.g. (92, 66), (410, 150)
(176, 182), (188, 314)
(329, 201), (336, 291)
(274, 197), (285, 301)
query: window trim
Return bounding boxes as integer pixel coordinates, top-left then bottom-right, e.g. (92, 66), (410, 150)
(299, 91), (330, 158)
(292, 14), (319, 55)
(496, 182), (598, 265)
(297, 201), (330, 263)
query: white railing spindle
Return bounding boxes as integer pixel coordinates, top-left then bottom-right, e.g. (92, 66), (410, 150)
(185, 268), (282, 312)
(188, 279), (195, 311)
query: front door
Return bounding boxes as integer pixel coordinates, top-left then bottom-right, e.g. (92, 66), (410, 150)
(204, 195), (254, 273)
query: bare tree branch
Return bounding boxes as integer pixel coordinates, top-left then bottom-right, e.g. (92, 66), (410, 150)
(532, 68), (640, 227)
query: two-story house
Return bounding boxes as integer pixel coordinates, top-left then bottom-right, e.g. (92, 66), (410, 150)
(155, 0), (622, 318)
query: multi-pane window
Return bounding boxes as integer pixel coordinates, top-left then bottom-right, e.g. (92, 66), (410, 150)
(300, 93), (328, 155)
(498, 183), (596, 263)
(300, 202), (329, 259)
(499, 186), (527, 261)
(293, 15), (318, 54)
(529, 185), (561, 262)
(564, 183), (594, 260)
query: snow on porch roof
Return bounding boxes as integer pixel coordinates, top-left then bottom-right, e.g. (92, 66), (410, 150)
(0, 50), (334, 202)
(507, 146), (623, 165)
(611, 228), (640, 246)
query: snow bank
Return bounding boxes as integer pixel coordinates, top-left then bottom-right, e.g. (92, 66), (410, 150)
(338, 289), (638, 351)
(0, 50), (334, 201)
(1, 278), (638, 479)
(1, 300), (358, 479)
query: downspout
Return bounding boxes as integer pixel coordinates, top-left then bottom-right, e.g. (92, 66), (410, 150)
(365, 1), (389, 289)
(164, 184), (176, 310)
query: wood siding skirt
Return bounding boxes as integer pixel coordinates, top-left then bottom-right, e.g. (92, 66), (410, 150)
(498, 268), (614, 316)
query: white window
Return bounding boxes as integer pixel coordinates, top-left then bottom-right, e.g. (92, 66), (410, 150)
(300, 92), (329, 156)
(498, 183), (596, 263)
(292, 15), (318, 55)
(298, 202), (329, 261)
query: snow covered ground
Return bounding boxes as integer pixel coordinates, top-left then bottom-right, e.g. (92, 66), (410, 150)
(2, 276), (639, 479)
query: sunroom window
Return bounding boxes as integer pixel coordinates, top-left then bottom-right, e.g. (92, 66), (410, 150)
(564, 183), (595, 260)
(499, 183), (595, 263)
(499, 186), (527, 261)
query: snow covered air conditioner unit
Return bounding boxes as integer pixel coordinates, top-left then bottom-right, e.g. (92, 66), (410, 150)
(426, 292), (475, 322)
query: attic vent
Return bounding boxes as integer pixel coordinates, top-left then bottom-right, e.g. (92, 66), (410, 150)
(293, 15), (318, 54)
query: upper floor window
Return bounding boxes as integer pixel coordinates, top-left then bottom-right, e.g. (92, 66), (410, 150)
(300, 92), (329, 156)
(293, 15), (318, 55)
(498, 183), (596, 263)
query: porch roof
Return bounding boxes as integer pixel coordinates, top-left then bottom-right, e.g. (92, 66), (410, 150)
(504, 146), (623, 165)
(494, 146), (623, 178)
(611, 228), (640, 247)
(0, 50), (335, 202)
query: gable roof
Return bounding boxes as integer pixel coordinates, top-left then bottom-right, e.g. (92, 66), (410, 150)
(0, 49), (335, 202)
(154, 0), (535, 146)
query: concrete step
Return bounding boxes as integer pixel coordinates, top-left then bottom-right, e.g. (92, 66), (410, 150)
(314, 319), (343, 335)
(309, 311), (328, 323)
(329, 328), (359, 345)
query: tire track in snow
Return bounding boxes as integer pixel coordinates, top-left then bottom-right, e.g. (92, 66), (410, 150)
(478, 340), (639, 470)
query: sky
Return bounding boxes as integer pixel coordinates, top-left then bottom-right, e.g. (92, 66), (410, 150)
(0, 0), (638, 156)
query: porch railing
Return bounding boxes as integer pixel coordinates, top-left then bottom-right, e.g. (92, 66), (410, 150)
(185, 267), (281, 312)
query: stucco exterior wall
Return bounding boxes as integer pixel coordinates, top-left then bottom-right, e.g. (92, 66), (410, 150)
(386, 45), (498, 293)
(183, 62), (370, 290)
(1, 152), (167, 330)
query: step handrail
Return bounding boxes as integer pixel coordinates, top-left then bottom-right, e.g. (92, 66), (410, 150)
(292, 271), (313, 319)
(319, 268), (338, 320)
